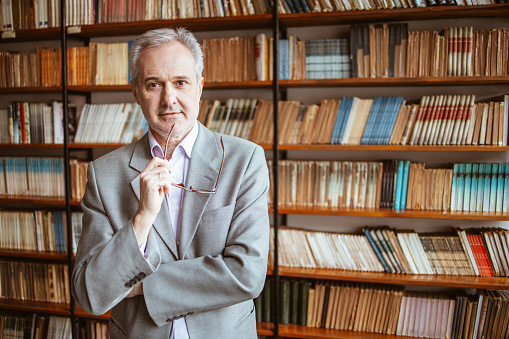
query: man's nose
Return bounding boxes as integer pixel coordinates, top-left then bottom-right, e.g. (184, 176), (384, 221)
(161, 84), (178, 107)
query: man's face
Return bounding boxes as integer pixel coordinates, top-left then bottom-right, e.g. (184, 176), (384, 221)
(132, 42), (204, 141)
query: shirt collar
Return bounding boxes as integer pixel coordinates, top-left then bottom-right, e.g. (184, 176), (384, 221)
(148, 121), (198, 160)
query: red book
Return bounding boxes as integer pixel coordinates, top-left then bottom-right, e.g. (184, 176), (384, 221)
(474, 234), (495, 277)
(467, 234), (486, 276)
(19, 102), (26, 143)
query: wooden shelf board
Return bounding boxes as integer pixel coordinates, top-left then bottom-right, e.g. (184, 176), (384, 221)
(68, 142), (126, 149)
(70, 15), (273, 38)
(65, 76), (509, 92)
(282, 76), (509, 87)
(257, 322), (274, 336)
(0, 86), (62, 94)
(75, 305), (110, 320)
(0, 197), (66, 206)
(0, 143), (64, 149)
(279, 324), (417, 339)
(273, 207), (509, 220)
(0, 249), (68, 261)
(0, 28), (61, 43)
(279, 4), (509, 27)
(279, 267), (509, 289)
(0, 299), (71, 316)
(278, 144), (509, 152)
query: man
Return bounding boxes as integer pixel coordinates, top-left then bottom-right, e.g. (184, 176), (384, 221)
(72, 27), (270, 339)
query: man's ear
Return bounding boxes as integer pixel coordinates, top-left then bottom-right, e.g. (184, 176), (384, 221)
(198, 77), (204, 97)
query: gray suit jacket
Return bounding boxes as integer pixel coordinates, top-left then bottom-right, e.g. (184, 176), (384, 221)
(72, 123), (270, 339)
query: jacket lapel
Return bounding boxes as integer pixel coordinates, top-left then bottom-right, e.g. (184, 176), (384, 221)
(179, 124), (221, 259)
(129, 135), (179, 259)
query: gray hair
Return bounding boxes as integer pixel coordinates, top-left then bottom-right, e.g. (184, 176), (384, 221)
(128, 27), (204, 85)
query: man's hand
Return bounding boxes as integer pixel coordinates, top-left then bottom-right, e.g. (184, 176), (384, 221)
(126, 283), (144, 298)
(133, 157), (171, 246)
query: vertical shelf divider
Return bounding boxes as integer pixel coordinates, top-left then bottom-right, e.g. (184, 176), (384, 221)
(60, 0), (78, 337)
(272, 2), (280, 338)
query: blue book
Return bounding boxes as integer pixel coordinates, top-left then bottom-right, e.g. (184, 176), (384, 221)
(470, 163), (479, 212)
(476, 163), (485, 212)
(490, 163), (498, 212)
(373, 96), (389, 145)
(330, 98), (346, 144)
(394, 160), (405, 210)
(400, 160), (410, 210)
(338, 97), (354, 143)
(363, 227), (390, 273)
(361, 96), (382, 145)
(463, 163), (472, 212)
(496, 163), (504, 213)
(483, 163), (492, 212)
(456, 163), (465, 212)
(127, 40), (135, 82)
(504, 164), (509, 213)
(383, 97), (404, 145)
(297, 0), (311, 12)
(451, 163), (460, 211)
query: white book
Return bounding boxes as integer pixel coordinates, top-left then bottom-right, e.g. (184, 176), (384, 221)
(52, 101), (64, 143)
(450, 95), (467, 145)
(397, 232), (419, 274)
(74, 104), (91, 142)
(442, 95), (459, 145)
(409, 96), (429, 145)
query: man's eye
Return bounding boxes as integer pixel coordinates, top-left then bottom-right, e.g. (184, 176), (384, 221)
(176, 80), (187, 86)
(148, 82), (159, 88)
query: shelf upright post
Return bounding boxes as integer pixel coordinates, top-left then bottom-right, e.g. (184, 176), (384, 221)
(272, 1), (280, 338)
(60, 0), (77, 337)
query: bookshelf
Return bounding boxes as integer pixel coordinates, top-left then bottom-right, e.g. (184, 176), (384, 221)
(269, 3), (509, 339)
(1, 2), (509, 339)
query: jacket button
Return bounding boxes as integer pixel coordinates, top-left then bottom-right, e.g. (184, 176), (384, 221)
(138, 272), (146, 278)
(134, 275), (141, 281)
(125, 282), (132, 288)
(130, 279), (137, 285)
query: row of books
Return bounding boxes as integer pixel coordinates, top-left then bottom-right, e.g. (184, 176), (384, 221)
(273, 225), (509, 276)
(0, 261), (70, 304)
(0, 101), (67, 144)
(0, 0), (61, 31)
(4, 93), (506, 147)
(0, 315), (108, 339)
(197, 98), (259, 140)
(267, 159), (509, 212)
(0, 210), (67, 253)
(2, 0), (504, 32)
(0, 157), (65, 198)
(451, 162), (509, 213)
(403, 95), (508, 147)
(279, 0), (504, 13)
(2, 28), (508, 88)
(0, 315), (71, 339)
(74, 103), (147, 143)
(280, 37), (351, 80)
(256, 278), (509, 338)
(0, 210), (83, 254)
(0, 50), (40, 88)
(202, 36), (258, 83)
(351, 25), (509, 79)
(0, 47), (62, 88)
(233, 95), (508, 146)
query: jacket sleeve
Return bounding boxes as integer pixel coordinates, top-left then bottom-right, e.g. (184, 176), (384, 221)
(72, 161), (162, 316)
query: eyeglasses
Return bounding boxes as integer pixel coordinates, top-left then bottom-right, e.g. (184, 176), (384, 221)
(164, 123), (224, 194)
